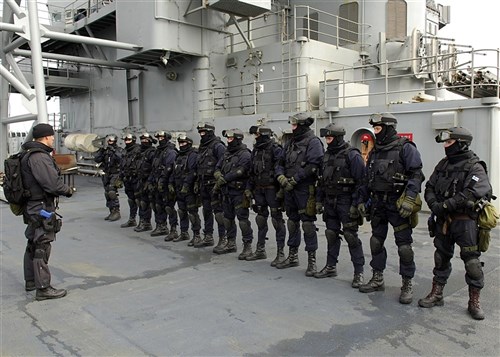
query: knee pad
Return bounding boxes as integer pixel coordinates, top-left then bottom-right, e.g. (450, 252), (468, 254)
(223, 217), (233, 230)
(188, 213), (201, 227)
(271, 217), (284, 230)
(398, 244), (414, 264)
(178, 208), (187, 219)
(287, 220), (299, 235)
(325, 229), (338, 244)
(270, 208), (282, 219)
(104, 192), (111, 201)
(343, 231), (360, 248)
(370, 236), (383, 255)
(165, 206), (175, 216)
(434, 250), (444, 270)
(140, 200), (149, 210)
(127, 199), (135, 207)
(202, 208), (212, 219)
(108, 190), (118, 201)
(215, 212), (225, 226)
(239, 219), (252, 236)
(256, 215), (268, 230)
(465, 258), (483, 281)
(302, 221), (316, 236)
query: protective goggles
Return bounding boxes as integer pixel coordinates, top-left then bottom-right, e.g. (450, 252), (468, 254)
(435, 130), (452, 143)
(319, 128), (345, 137)
(222, 129), (243, 138)
(368, 113), (384, 125)
(288, 113), (309, 124)
(196, 121), (215, 131)
(249, 125), (272, 136)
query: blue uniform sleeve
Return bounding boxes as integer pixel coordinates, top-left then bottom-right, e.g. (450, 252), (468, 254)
(402, 142), (424, 198)
(224, 150), (252, 182)
(348, 149), (367, 204)
(293, 137), (324, 183)
(184, 152), (198, 186)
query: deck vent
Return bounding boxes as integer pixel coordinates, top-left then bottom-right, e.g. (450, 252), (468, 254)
(207, 0), (271, 18)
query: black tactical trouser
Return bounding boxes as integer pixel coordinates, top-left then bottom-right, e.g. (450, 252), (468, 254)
(253, 186), (286, 248)
(124, 179), (138, 219)
(200, 180), (225, 238)
(136, 179), (152, 221)
(176, 192), (201, 234)
(323, 194), (364, 273)
(101, 173), (120, 209)
(369, 194), (415, 278)
(433, 218), (483, 289)
(222, 187), (253, 243)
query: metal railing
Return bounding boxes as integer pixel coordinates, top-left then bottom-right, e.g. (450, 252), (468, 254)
(225, 5), (370, 53)
(47, 0), (115, 27)
(322, 47), (500, 108)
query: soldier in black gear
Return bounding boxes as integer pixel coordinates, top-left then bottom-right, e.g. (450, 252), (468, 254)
(419, 127), (492, 320)
(94, 134), (123, 221)
(275, 113), (324, 276)
(119, 133), (142, 228)
(196, 122), (226, 249)
(172, 135), (201, 245)
(213, 128), (254, 258)
(157, 133), (179, 241)
(21, 123), (73, 300)
(245, 125), (286, 263)
(134, 132), (157, 232)
(358, 113), (424, 305)
(149, 131), (176, 237)
(315, 124), (366, 288)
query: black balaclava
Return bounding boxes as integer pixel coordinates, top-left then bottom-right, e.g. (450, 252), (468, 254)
(125, 140), (136, 149)
(292, 124), (310, 138)
(158, 137), (168, 149)
(327, 136), (346, 152)
(179, 142), (192, 153)
(445, 141), (471, 163)
(200, 130), (215, 145)
(374, 124), (397, 145)
(227, 138), (243, 152)
(141, 140), (153, 150)
(255, 134), (271, 148)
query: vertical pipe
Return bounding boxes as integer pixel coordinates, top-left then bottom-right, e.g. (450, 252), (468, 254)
(27, 0), (48, 123)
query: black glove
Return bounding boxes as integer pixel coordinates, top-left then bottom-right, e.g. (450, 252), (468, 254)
(430, 202), (446, 217)
(349, 205), (360, 219)
(315, 202), (324, 215)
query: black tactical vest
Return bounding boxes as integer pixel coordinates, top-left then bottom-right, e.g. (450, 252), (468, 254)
(197, 137), (222, 179)
(284, 131), (317, 178)
(174, 148), (197, 187)
(138, 146), (156, 180)
(252, 141), (279, 186)
(122, 143), (141, 178)
(368, 137), (409, 193)
(321, 145), (357, 195)
(101, 146), (122, 174)
(221, 147), (250, 189)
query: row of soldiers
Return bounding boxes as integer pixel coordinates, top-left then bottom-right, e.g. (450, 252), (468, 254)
(94, 113), (493, 320)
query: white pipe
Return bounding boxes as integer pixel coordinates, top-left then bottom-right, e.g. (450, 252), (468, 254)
(0, 63), (35, 99)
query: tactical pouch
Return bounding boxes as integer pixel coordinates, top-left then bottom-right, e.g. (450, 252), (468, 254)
(478, 228), (491, 252)
(477, 202), (499, 230)
(409, 211), (419, 229)
(42, 215), (62, 233)
(305, 185), (316, 216)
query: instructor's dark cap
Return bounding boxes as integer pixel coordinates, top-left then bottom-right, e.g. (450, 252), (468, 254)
(33, 123), (55, 139)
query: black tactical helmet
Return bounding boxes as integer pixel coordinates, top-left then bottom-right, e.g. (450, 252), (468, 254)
(177, 133), (193, 145)
(249, 125), (273, 136)
(107, 134), (117, 142)
(288, 113), (314, 126)
(369, 113), (397, 127)
(140, 132), (157, 144)
(196, 121), (215, 132)
(435, 127), (473, 145)
(122, 133), (136, 141)
(319, 123), (346, 137)
(222, 128), (244, 140)
(154, 130), (172, 140)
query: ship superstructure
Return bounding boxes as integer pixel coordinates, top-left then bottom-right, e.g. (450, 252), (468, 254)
(1, 0), (499, 207)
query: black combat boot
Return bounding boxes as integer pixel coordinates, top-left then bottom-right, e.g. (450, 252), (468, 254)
(246, 243), (267, 261)
(151, 223), (169, 237)
(314, 265), (337, 279)
(270, 247), (285, 267)
(212, 236), (228, 254)
(164, 226), (178, 241)
(108, 208), (121, 222)
(25, 280), (36, 292)
(191, 232), (203, 247)
(134, 219), (145, 232)
(399, 277), (413, 304)
(218, 237), (237, 254)
(121, 218), (137, 228)
(305, 251), (317, 277)
(418, 281), (445, 308)
(276, 247), (299, 269)
(35, 286), (67, 301)
(174, 231), (190, 242)
(468, 286), (485, 320)
(238, 241), (253, 260)
(194, 233), (213, 248)
(351, 272), (364, 288)
(359, 270), (384, 293)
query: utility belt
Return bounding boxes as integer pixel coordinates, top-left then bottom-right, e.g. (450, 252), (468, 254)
(324, 185), (354, 195)
(450, 213), (473, 220)
(370, 191), (400, 202)
(255, 184), (276, 190)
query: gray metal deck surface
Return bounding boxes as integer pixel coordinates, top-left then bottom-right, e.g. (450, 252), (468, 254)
(1, 176), (499, 356)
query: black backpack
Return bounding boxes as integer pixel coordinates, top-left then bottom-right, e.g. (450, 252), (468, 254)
(2, 148), (45, 215)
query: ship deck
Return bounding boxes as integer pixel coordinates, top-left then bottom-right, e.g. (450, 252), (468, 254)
(1, 175), (499, 356)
